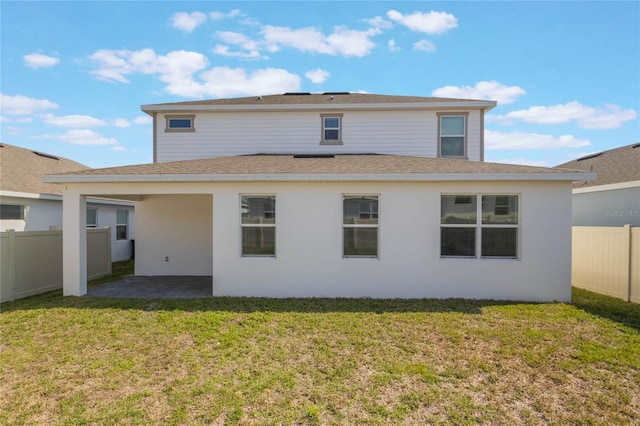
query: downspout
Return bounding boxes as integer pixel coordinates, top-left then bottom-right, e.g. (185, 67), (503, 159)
(152, 112), (158, 163)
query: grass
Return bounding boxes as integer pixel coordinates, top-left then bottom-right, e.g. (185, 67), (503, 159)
(1, 262), (639, 425)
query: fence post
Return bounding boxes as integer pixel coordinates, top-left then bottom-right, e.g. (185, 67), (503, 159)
(624, 224), (632, 303)
(7, 229), (16, 302)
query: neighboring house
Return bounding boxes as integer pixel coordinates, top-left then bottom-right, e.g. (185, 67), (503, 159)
(44, 93), (593, 301)
(556, 143), (640, 227)
(1, 142), (135, 261)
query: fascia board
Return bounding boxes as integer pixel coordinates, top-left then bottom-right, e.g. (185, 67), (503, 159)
(141, 101), (497, 113)
(0, 190), (62, 200)
(573, 180), (640, 194)
(43, 172), (595, 184)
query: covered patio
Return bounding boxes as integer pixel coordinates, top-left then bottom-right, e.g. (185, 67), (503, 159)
(87, 276), (213, 299)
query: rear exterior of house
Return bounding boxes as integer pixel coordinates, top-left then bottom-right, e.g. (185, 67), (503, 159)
(45, 93), (593, 301)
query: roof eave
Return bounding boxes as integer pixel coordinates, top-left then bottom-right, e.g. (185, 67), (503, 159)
(141, 100), (497, 114)
(43, 171), (594, 184)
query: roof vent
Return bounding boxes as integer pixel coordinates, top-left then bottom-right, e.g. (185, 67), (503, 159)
(33, 151), (59, 160)
(322, 92), (350, 95)
(632, 143), (640, 149)
(293, 154), (335, 159)
(283, 92), (311, 96)
(576, 152), (602, 161)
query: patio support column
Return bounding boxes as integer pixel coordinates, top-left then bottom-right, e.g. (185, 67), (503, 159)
(63, 188), (87, 296)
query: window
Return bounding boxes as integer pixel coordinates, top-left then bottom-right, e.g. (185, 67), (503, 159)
(241, 195), (276, 256)
(0, 204), (25, 220)
(438, 113), (468, 158)
(116, 210), (128, 240)
(165, 115), (195, 132)
(343, 195), (378, 257)
(86, 208), (98, 228)
(320, 114), (343, 144)
(441, 194), (519, 259)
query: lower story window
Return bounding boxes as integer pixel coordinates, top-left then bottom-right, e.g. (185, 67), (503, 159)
(86, 208), (97, 228)
(241, 195), (276, 256)
(343, 195), (378, 257)
(0, 204), (25, 220)
(440, 194), (519, 259)
(116, 209), (128, 240)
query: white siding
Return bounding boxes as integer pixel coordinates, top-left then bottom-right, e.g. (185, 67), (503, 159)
(155, 110), (483, 162)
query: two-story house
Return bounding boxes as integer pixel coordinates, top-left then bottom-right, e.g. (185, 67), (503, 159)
(44, 93), (592, 301)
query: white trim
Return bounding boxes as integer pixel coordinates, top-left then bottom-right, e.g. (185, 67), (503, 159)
(573, 180), (640, 194)
(141, 101), (497, 114)
(0, 190), (135, 206)
(42, 172), (595, 184)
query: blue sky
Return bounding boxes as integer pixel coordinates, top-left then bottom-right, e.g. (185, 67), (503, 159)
(2, 1), (638, 168)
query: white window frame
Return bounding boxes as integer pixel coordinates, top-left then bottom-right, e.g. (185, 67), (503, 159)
(165, 114), (195, 133)
(116, 209), (128, 241)
(86, 207), (98, 228)
(437, 112), (468, 159)
(320, 113), (343, 145)
(342, 194), (379, 258)
(240, 194), (276, 257)
(440, 194), (520, 259)
(0, 204), (25, 220)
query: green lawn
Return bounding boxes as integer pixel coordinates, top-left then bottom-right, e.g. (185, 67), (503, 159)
(1, 264), (639, 425)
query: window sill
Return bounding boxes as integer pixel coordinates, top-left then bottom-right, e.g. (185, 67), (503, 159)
(164, 128), (196, 133)
(320, 140), (343, 146)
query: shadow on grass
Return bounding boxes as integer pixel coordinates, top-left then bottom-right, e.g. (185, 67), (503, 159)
(572, 287), (640, 332)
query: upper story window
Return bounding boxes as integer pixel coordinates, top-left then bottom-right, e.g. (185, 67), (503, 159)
(0, 204), (25, 220)
(165, 115), (195, 132)
(320, 113), (343, 145)
(438, 113), (468, 158)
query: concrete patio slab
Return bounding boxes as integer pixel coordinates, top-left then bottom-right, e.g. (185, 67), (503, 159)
(86, 276), (212, 298)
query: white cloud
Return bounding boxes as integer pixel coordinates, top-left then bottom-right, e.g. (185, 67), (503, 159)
(88, 48), (301, 98)
(24, 53), (60, 69)
(388, 39), (400, 52)
(172, 11), (207, 32)
(387, 10), (458, 34)
(492, 101), (637, 129)
(42, 113), (106, 128)
(111, 146), (126, 151)
(262, 25), (380, 57)
(413, 39), (435, 52)
(1, 93), (58, 115)
(305, 68), (330, 84)
(485, 130), (591, 150)
(133, 115), (152, 124)
(210, 9), (241, 20)
(112, 118), (131, 128)
(198, 67), (301, 98)
(53, 129), (118, 146)
(214, 31), (265, 58)
(432, 81), (526, 104)
(366, 16), (393, 30)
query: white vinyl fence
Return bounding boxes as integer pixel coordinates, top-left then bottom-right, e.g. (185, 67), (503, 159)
(0, 228), (112, 302)
(572, 225), (639, 303)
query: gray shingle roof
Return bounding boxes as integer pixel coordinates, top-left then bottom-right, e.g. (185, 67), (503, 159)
(142, 92), (494, 108)
(45, 154), (587, 182)
(555, 143), (640, 188)
(0, 142), (90, 196)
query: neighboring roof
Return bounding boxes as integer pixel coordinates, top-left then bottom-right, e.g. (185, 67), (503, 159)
(0, 142), (90, 196)
(142, 92), (497, 113)
(555, 143), (640, 188)
(43, 154), (593, 184)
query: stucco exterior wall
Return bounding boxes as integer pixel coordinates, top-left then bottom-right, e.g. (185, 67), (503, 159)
(120, 180), (572, 301)
(134, 194), (212, 276)
(155, 110), (483, 162)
